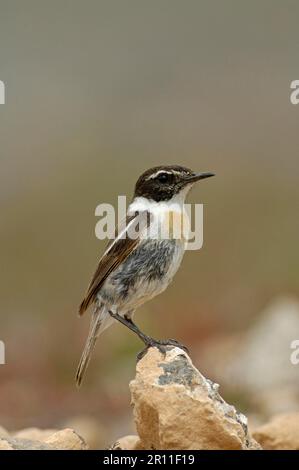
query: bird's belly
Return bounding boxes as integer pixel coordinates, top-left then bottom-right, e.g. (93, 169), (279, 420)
(100, 239), (185, 311)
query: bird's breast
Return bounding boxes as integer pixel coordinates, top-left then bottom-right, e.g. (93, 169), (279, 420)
(147, 208), (190, 245)
(103, 238), (185, 309)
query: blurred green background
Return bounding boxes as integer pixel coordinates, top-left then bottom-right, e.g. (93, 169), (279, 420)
(0, 0), (299, 447)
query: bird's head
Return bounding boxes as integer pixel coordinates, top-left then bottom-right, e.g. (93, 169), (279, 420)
(134, 165), (215, 202)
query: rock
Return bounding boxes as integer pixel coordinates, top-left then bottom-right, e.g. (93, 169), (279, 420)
(199, 297), (299, 420)
(63, 416), (105, 449)
(110, 435), (142, 450)
(0, 428), (88, 450)
(0, 439), (14, 450)
(45, 428), (88, 450)
(0, 437), (54, 450)
(251, 387), (299, 418)
(228, 298), (299, 394)
(130, 346), (261, 450)
(253, 413), (299, 450)
(12, 427), (58, 442)
(0, 425), (10, 439)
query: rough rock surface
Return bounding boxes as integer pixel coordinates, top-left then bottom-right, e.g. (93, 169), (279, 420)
(0, 428), (88, 450)
(45, 428), (88, 450)
(227, 298), (299, 393)
(110, 435), (142, 450)
(0, 426), (10, 439)
(0, 439), (14, 450)
(0, 437), (54, 450)
(200, 297), (299, 418)
(129, 346), (261, 450)
(12, 427), (58, 442)
(253, 413), (299, 450)
(63, 416), (105, 449)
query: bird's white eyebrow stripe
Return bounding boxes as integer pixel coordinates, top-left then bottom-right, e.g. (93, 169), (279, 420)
(146, 169), (181, 180)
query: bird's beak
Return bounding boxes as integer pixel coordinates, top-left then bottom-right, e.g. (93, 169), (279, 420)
(187, 172), (215, 183)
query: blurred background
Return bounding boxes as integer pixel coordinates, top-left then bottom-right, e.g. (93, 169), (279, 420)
(0, 0), (299, 447)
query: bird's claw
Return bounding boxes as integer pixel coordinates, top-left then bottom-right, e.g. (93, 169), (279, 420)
(157, 338), (189, 354)
(137, 338), (189, 361)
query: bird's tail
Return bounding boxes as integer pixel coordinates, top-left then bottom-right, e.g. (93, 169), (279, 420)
(76, 303), (113, 387)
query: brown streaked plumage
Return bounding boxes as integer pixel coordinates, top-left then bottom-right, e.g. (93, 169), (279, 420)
(79, 211), (150, 316)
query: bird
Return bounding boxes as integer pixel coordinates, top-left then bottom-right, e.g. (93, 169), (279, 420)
(76, 165), (214, 386)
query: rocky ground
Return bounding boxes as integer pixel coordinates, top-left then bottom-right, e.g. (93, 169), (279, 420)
(1, 345), (299, 450)
(112, 347), (299, 450)
(0, 427), (88, 450)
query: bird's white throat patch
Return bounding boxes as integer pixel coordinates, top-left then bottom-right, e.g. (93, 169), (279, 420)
(129, 192), (191, 243)
(95, 187), (204, 251)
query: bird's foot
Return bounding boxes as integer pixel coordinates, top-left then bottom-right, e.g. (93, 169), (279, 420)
(136, 339), (165, 361)
(137, 338), (189, 361)
(156, 338), (189, 354)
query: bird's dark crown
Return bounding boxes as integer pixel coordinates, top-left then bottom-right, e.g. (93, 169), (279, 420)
(134, 165), (214, 202)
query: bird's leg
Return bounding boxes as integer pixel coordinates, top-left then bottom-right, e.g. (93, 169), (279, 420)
(108, 311), (189, 360)
(108, 310), (153, 345)
(108, 311), (167, 357)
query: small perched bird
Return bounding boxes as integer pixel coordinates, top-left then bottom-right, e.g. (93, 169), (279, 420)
(76, 165), (214, 386)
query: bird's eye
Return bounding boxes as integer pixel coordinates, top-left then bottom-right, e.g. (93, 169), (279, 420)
(157, 173), (169, 183)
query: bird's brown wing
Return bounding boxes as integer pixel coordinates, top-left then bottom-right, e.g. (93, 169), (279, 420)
(79, 210), (150, 316)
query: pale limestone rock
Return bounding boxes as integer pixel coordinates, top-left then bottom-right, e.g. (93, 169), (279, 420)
(228, 298), (299, 393)
(0, 437), (54, 450)
(110, 435), (142, 450)
(0, 428), (88, 450)
(0, 426), (10, 439)
(13, 427), (58, 442)
(253, 413), (299, 450)
(251, 387), (299, 418)
(63, 416), (105, 449)
(0, 439), (14, 450)
(201, 298), (299, 419)
(45, 428), (88, 450)
(130, 347), (261, 450)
